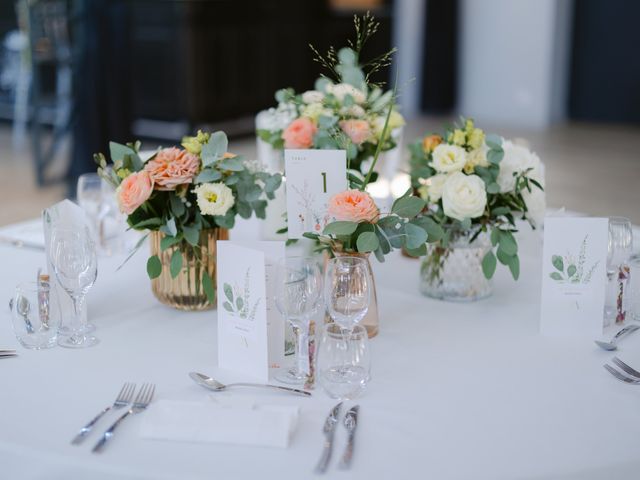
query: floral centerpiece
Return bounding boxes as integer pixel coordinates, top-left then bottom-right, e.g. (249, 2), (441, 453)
(408, 118), (545, 301)
(257, 12), (405, 180)
(95, 130), (282, 311)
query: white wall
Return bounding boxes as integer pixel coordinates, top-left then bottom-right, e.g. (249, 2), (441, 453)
(457, 0), (573, 129)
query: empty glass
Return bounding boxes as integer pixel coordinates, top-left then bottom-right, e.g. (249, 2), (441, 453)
(50, 227), (99, 348)
(629, 254), (640, 321)
(317, 323), (371, 400)
(604, 217), (633, 325)
(274, 256), (323, 384)
(77, 172), (124, 256)
(324, 256), (371, 331)
(10, 282), (60, 349)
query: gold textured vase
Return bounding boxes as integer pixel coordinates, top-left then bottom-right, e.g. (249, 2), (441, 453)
(149, 228), (229, 311)
(330, 251), (379, 338)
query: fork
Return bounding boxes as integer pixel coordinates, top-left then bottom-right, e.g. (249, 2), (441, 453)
(603, 364), (640, 384)
(92, 383), (155, 453)
(612, 357), (640, 379)
(71, 382), (136, 445)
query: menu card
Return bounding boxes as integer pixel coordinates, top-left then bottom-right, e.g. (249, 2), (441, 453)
(540, 217), (609, 337)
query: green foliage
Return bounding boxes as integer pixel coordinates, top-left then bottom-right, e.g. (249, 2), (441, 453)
(146, 255), (162, 279)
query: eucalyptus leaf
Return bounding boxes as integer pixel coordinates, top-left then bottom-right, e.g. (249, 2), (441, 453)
(508, 254), (520, 280)
(486, 182), (500, 194)
(498, 231), (518, 256)
(170, 249), (183, 278)
(160, 235), (181, 251)
(404, 244), (427, 258)
(264, 174), (282, 193)
(169, 194), (185, 217)
(391, 196), (425, 218)
(196, 169), (222, 183)
(487, 148), (504, 165)
(219, 157), (245, 172)
(182, 225), (200, 246)
(201, 131), (228, 166)
(356, 231), (379, 253)
(404, 223), (427, 249)
(146, 255), (162, 279)
(236, 201), (252, 219)
(323, 221), (358, 236)
(202, 271), (215, 304)
(482, 251), (497, 279)
(160, 217), (177, 237)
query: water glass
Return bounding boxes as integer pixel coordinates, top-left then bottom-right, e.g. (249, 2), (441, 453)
(317, 323), (371, 400)
(50, 227), (99, 348)
(274, 256), (323, 385)
(77, 172), (124, 256)
(324, 256), (371, 331)
(10, 282), (60, 349)
(604, 217), (633, 325)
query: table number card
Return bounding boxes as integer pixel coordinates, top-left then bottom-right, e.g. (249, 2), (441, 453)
(284, 149), (347, 238)
(540, 217), (609, 337)
(216, 241), (285, 382)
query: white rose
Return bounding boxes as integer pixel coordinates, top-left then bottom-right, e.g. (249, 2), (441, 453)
(339, 104), (366, 118)
(421, 173), (449, 202)
(522, 183), (546, 227)
(194, 183), (235, 217)
(497, 140), (543, 193)
(327, 83), (366, 104)
(431, 144), (467, 173)
(302, 90), (324, 104)
(442, 172), (487, 221)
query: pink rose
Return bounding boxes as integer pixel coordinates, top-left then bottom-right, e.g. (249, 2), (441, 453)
(339, 119), (371, 145)
(116, 171), (153, 215)
(328, 189), (379, 224)
(144, 147), (200, 191)
(282, 118), (317, 149)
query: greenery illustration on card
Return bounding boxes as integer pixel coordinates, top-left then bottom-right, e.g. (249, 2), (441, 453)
(549, 235), (599, 285)
(222, 268), (262, 321)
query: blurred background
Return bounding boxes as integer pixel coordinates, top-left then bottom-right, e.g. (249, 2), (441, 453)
(0, 0), (638, 227)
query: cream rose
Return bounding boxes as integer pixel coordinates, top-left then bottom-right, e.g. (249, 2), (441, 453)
(442, 172), (487, 221)
(463, 147), (489, 174)
(327, 83), (366, 104)
(194, 183), (235, 216)
(421, 173), (449, 202)
(497, 141), (543, 193)
(431, 144), (467, 173)
(302, 90), (324, 104)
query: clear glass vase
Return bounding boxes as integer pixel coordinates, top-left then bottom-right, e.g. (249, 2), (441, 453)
(149, 228), (229, 311)
(420, 232), (493, 302)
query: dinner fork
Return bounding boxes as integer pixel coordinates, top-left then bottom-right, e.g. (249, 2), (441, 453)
(92, 383), (155, 453)
(71, 382), (135, 445)
(603, 364), (640, 384)
(612, 357), (640, 379)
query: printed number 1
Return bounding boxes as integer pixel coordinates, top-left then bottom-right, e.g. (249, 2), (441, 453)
(321, 172), (327, 193)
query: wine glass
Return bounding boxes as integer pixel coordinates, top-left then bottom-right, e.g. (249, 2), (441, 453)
(274, 257), (323, 384)
(317, 323), (371, 400)
(324, 256), (371, 331)
(50, 227), (99, 348)
(604, 217), (633, 325)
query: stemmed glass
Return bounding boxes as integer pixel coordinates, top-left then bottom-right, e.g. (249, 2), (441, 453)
(50, 227), (99, 348)
(605, 217), (633, 325)
(274, 256), (323, 384)
(324, 256), (371, 331)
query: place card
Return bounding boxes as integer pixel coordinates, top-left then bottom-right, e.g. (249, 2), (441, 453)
(216, 241), (285, 381)
(540, 217), (609, 337)
(284, 149), (347, 238)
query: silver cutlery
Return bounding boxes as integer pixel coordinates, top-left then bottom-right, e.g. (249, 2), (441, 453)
(595, 324), (640, 351)
(15, 295), (35, 334)
(71, 382), (136, 445)
(611, 357), (640, 379)
(92, 383), (155, 453)
(314, 402), (342, 474)
(338, 405), (359, 470)
(603, 364), (640, 384)
(189, 371), (311, 397)
(0, 350), (17, 359)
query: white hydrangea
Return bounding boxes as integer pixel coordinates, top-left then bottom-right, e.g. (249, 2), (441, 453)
(497, 141), (543, 193)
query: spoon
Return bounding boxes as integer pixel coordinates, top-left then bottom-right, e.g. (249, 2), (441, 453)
(595, 324), (640, 351)
(16, 295), (35, 334)
(189, 372), (311, 397)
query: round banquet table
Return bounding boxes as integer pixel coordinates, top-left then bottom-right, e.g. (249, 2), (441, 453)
(2, 218), (640, 480)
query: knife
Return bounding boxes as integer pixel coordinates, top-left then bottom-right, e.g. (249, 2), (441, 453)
(314, 402), (342, 474)
(338, 405), (359, 469)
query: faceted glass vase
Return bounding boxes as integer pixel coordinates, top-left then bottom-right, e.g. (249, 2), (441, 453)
(420, 232), (493, 302)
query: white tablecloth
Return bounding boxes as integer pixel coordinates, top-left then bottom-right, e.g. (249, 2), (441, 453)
(2, 219), (640, 480)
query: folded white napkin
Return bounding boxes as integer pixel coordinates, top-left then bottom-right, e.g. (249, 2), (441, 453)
(139, 398), (300, 448)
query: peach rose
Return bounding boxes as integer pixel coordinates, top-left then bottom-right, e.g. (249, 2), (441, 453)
(144, 147), (200, 191)
(282, 118), (317, 149)
(339, 119), (371, 145)
(116, 171), (153, 215)
(328, 189), (379, 224)
(422, 134), (442, 153)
